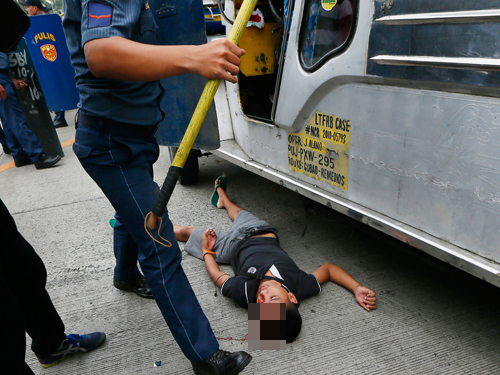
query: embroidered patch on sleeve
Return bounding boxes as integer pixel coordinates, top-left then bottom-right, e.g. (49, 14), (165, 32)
(88, 3), (113, 28)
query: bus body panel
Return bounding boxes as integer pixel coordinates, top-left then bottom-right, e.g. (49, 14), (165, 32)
(212, 0), (500, 285)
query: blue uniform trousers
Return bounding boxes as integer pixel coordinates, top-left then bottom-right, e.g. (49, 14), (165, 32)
(73, 124), (219, 362)
(54, 111), (65, 122)
(0, 124), (6, 147)
(0, 73), (43, 162)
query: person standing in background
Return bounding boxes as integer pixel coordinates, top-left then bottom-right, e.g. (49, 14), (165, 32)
(0, 51), (61, 169)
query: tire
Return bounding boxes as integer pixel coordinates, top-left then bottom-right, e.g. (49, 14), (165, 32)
(168, 147), (199, 185)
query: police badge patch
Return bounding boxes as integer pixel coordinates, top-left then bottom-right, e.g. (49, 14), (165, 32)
(88, 3), (113, 29)
(40, 44), (57, 62)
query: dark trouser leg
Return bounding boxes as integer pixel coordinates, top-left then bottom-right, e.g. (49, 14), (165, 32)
(0, 123), (6, 147)
(0, 199), (66, 359)
(73, 126), (219, 362)
(0, 92), (27, 159)
(0, 273), (35, 375)
(0, 78), (43, 161)
(113, 213), (141, 282)
(54, 111), (65, 121)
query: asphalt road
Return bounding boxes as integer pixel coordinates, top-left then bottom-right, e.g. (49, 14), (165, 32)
(1, 117), (500, 374)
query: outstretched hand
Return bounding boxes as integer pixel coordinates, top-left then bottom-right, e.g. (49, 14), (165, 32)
(355, 285), (377, 311)
(202, 229), (217, 253)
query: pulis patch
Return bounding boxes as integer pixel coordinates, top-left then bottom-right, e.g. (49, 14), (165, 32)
(88, 2), (113, 29)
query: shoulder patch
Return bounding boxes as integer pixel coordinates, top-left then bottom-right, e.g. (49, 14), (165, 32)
(88, 3), (113, 29)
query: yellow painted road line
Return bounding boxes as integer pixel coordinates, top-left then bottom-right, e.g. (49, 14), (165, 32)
(0, 138), (75, 173)
(0, 161), (15, 173)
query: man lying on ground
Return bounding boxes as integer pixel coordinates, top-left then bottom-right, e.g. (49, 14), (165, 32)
(174, 177), (377, 343)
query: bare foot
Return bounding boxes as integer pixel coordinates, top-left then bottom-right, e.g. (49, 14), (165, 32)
(215, 179), (227, 209)
(202, 229), (217, 252)
(173, 225), (196, 242)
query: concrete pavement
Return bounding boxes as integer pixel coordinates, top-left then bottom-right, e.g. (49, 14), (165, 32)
(2, 110), (500, 374)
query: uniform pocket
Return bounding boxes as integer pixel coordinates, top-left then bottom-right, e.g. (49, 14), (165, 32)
(73, 142), (93, 159)
(140, 8), (158, 34)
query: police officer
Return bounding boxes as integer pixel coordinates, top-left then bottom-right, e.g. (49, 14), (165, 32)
(62, 1), (251, 374)
(19, 0), (69, 128)
(0, 52), (61, 169)
(20, 0), (51, 16)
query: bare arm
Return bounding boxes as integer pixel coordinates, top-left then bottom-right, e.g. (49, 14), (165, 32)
(313, 263), (377, 311)
(313, 263), (360, 290)
(204, 254), (230, 288)
(201, 229), (230, 288)
(84, 36), (245, 83)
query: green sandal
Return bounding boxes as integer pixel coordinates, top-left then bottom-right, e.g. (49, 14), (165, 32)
(210, 175), (228, 208)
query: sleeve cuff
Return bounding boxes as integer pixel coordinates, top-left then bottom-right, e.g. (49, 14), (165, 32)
(220, 277), (231, 296)
(312, 274), (322, 293)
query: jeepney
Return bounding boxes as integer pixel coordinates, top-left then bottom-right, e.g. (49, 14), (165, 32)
(204, 0), (500, 286)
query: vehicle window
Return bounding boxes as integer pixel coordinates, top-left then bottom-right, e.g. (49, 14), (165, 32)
(299, 0), (356, 70)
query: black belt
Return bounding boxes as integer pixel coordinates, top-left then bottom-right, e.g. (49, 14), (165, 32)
(77, 113), (158, 139)
(234, 225), (279, 242)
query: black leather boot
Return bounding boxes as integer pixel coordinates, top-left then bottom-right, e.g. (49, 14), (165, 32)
(191, 349), (252, 375)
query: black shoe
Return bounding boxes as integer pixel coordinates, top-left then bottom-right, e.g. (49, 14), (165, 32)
(14, 154), (34, 167)
(35, 153), (61, 169)
(53, 119), (69, 128)
(192, 349), (252, 375)
(2, 144), (11, 154)
(113, 275), (154, 299)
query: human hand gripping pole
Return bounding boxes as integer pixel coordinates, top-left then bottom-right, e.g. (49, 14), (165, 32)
(146, 0), (258, 231)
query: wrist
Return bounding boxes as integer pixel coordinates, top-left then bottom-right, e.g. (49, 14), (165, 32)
(176, 45), (197, 76)
(351, 283), (361, 294)
(202, 249), (215, 260)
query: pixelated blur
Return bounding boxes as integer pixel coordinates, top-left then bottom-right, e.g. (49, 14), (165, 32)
(248, 303), (286, 350)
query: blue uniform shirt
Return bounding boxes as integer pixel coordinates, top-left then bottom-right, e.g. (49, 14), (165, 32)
(0, 52), (10, 71)
(63, 0), (163, 125)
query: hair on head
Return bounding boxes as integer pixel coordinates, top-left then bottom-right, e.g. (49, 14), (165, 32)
(285, 302), (302, 343)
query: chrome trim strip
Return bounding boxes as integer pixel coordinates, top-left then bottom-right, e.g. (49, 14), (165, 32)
(376, 9), (500, 25)
(370, 55), (500, 71)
